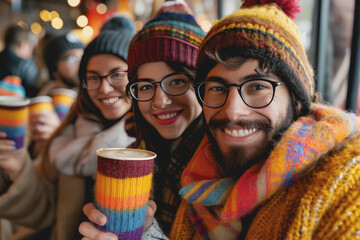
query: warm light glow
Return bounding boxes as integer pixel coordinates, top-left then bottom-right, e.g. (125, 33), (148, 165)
(96, 3), (107, 14)
(196, 14), (212, 33)
(30, 22), (42, 35)
(199, 20), (212, 32)
(50, 11), (60, 20)
(71, 29), (92, 44)
(82, 26), (94, 38)
(40, 10), (51, 22)
(68, 0), (80, 7)
(134, 20), (143, 31)
(17, 21), (28, 29)
(76, 15), (88, 28)
(51, 17), (63, 30)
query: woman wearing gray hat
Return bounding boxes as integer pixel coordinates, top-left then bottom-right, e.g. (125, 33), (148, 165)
(0, 26), (137, 239)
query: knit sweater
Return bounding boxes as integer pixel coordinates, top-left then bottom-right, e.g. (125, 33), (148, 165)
(170, 104), (360, 239)
(170, 133), (360, 239)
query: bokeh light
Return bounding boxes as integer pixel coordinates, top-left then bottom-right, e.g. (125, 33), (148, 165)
(76, 15), (88, 28)
(96, 3), (107, 14)
(68, 0), (80, 7)
(40, 10), (51, 22)
(30, 22), (42, 35)
(51, 17), (63, 30)
(82, 26), (94, 38)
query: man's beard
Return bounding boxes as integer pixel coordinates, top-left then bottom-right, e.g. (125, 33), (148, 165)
(59, 74), (79, 88)
(207, 103), (294, 178)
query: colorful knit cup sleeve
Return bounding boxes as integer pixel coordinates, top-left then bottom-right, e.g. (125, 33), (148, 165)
(50, 88), (77, 121)
(29, 96), (55, 116)
(95, 148), (156, 240)
(0, 96), (30, 149)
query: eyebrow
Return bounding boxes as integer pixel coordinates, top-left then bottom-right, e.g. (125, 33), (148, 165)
(206, 68), (274, 83)
(86, 66), (128, 75)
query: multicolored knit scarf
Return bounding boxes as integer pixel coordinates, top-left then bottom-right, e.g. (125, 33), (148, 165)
(133, 115), (204, 234)
(179, 104), (360, 239)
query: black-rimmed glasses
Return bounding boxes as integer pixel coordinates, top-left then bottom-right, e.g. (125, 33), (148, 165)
(82, 72), (128, 90)
(127, 73), (191, 101)
(196, 79), (285, 109)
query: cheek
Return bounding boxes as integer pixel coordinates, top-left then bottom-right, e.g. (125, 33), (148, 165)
(138, 102), (152, 119)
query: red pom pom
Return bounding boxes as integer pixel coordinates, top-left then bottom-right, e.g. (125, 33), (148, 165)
(241, 0), (301, 20)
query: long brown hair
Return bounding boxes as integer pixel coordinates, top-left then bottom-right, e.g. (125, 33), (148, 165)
(39, 71), (131, 182)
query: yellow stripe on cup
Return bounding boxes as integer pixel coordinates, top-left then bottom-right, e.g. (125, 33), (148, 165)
(52, 95), (75, 106)
(0, 108), (29, 120)
(29, 102), (54, 113)
(95, 171), (153, 198)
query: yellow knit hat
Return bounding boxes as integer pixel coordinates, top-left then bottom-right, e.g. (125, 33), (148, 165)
(196, 0), (314, 115)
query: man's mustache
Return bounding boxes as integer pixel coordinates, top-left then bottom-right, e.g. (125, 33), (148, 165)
(208, 118), (273, 131)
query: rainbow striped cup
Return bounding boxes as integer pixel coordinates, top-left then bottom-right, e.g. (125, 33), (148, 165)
(95, 148), (156, 240)
(0, 96), (30, 149)
(50, 88), (77, 121)
(29, 96), (55, 116)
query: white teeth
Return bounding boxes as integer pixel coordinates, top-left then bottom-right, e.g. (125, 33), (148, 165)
(224, 128), (257, 137)
(157, 112), (178, 120)
(101, 97), (119, 104)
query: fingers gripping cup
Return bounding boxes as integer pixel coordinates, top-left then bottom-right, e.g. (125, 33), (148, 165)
(95, 148), (156, 239)
(50, 88), (77, 121)
(0, 96), (30, 149)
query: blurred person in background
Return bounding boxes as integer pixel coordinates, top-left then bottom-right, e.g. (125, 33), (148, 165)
(38, 33), (84, 96)
(0, 24), (39, 97)
(29, 33), (85, 159)
(0, 25), (137, 240)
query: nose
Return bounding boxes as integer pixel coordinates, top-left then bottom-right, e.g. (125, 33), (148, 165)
(97, 77), (114, 93)
(152, 85), (171, 108)
(222, 87), (251, 120)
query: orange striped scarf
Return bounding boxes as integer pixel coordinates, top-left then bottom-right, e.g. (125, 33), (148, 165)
(179, 104), (360, 239)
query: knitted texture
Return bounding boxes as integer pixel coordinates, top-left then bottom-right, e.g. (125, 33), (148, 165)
(0, 97), (29, 149)
(170, 134), (360, 239)
(78, 29), (135, 81)
(0, 76), (25, 97)
(29, 96), (54, 115)
(44, 33), (84, 79)
(196, 0), (314, 115)
(178, 104), (360, 239)
(133, 115), (204, 234)
(127, 0), (206, 79)
(50, 88), (77, 121)
(95, 150), (155, 239)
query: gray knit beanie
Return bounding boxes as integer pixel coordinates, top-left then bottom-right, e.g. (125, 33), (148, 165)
(44, 33), (84, 79)
(78, 29), (135, 81)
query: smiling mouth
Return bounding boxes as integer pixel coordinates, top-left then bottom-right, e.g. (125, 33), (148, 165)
(101, 97), (119, 104)
(156, 112), (179, 120)
(224, 128), (257, 137)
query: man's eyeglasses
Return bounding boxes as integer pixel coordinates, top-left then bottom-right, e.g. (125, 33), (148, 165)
(196, 79), (285, 109)
(82, 72), (128, 90)
(127, 73), (191, 101)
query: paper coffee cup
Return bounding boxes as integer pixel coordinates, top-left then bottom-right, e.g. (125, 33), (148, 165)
(0, 96), (30, 149)
(95, 148), (156, 240)
(51, 88), (77, 121)
(29, 96), (55, 116)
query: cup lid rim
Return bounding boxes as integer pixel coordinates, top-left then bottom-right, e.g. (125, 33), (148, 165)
(96, 148), (157, 160)
(0, 96), (30, 106)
